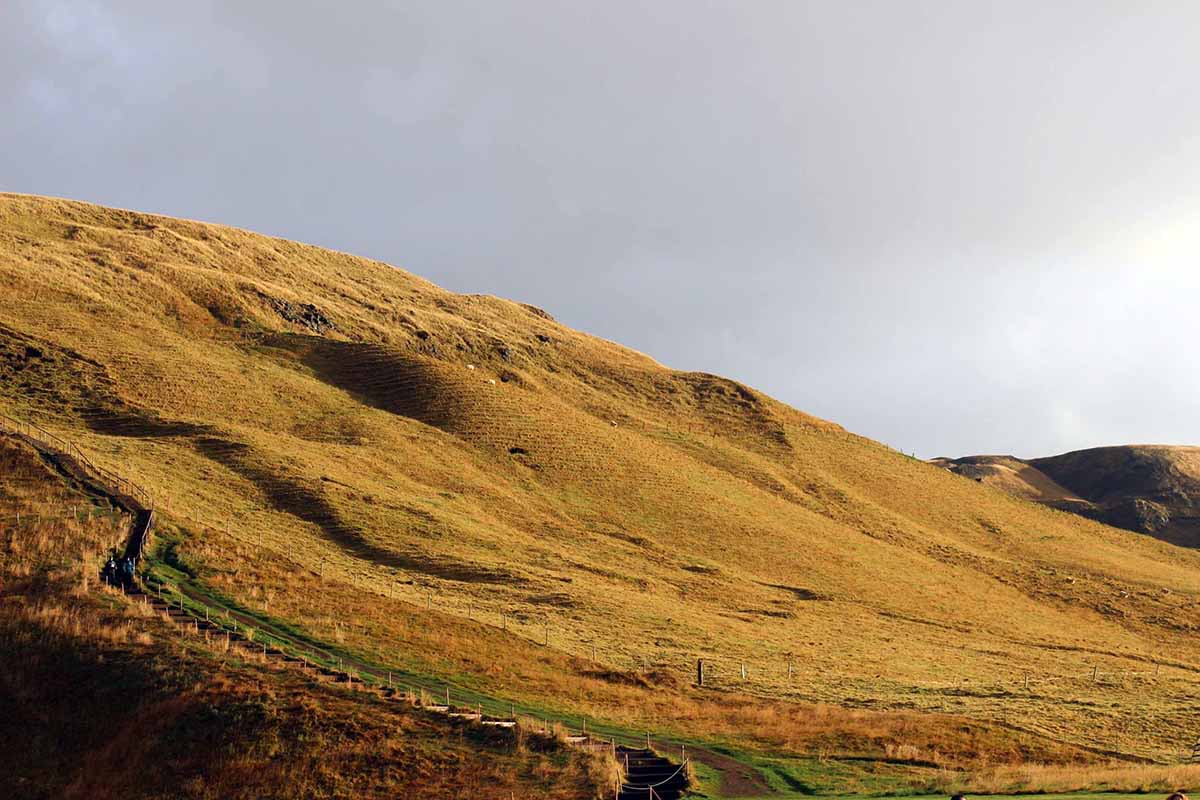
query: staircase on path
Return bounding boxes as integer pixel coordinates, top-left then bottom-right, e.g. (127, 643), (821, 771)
(617, 746), (689, 800)
(2, 414), (695, 798)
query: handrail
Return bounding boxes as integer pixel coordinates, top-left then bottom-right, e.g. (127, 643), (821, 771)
(0, 410), (155, 566)
(0, 412), (152, 508)
(3, 411), (687, 796)
(620, 758), (689, 791)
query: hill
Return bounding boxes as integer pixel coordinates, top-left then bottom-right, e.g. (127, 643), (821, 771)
(5, 193), (1200, 794)
(935, 447), (1200, 547)
(0, 432), (601, 800)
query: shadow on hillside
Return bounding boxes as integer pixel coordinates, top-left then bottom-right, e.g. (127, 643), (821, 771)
(268, 334), (455, 431)
(192, 436), (523, 585)
(80, 405), (213, 438)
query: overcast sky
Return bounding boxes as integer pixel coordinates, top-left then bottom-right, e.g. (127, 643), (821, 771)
(3, 1), (1198, 457)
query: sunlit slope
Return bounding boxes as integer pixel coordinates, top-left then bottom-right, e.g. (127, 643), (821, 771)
(5, 194), (1200, 759)
(929, 455), (1091, 506)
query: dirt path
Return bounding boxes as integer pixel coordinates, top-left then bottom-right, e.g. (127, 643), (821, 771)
(10, 422), (773, 797)
(655, 740), (775, 797)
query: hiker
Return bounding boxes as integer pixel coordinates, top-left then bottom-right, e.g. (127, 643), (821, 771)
(951, 795), (966, 800)
(119, 555), (136, 588)
(101, 549), (118, 586)
(1167, 793), (1189, 800)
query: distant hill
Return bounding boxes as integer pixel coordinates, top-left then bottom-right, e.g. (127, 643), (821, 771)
(934, 446), (1200, 546)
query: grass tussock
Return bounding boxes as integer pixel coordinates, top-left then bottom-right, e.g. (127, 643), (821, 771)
(578, 750), (623, 800)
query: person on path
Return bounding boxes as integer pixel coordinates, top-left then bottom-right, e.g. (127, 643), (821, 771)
(101, 549), (118, 585)
(120, 555), (135, 587)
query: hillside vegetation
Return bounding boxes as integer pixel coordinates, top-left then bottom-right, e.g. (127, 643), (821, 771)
(4, 194), (1200, 791)
(0, 434), (598, 800)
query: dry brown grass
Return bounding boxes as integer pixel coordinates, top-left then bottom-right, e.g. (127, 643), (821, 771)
(578, 749), (624, 800)
(168, 520), (1103, 771)
(0, 435), (598, 800)
(4, 193), (1200, 776)
(937, 762), (1200, 795)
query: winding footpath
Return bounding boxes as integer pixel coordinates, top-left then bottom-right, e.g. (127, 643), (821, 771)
(0, 415), (726, 799)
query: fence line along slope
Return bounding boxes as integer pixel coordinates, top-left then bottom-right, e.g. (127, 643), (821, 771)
(4, 193), (1200, 770)
(0, 430), (610, 800)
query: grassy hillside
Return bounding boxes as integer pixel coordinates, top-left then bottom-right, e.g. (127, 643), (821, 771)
(4, 193), (1200, 790)
(928, 455), (1091, 506)
(0, 434), (599, 800)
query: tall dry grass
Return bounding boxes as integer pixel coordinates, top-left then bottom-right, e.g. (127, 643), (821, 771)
(0, 434), (600, 800)
(937, 761), (1200, 795)
(578, 749), (623, 800)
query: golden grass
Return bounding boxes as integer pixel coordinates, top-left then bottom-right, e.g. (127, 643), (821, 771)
(937, 762), (1200, 795)
(0, 435), (599, 799)
(4, 192), (1200, 774)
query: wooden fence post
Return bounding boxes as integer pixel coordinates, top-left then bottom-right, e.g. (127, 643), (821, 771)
(696, 659), (704, 687)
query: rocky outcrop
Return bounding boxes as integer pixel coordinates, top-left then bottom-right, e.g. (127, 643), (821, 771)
(936, 446), (1200, 547)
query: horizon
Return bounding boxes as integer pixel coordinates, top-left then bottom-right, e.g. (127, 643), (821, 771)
(4, 2), (1198, 457)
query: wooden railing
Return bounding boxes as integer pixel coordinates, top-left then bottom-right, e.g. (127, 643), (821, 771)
(1, 410), (693, 797)
(0, 412), (152, 509)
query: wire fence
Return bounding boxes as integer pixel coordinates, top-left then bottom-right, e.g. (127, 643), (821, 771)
(7, 408), (1177, 783)
(0, 412), (153, 509)
(0, 505), (127, 526)
(131, 574), (651, 748)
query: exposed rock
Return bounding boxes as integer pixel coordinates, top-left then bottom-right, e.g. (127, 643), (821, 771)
(936, 446), (1200, 547)
(263, 294), (335, 335)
